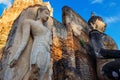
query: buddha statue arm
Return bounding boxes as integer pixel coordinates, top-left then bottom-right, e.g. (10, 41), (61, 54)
(90, 30), (120, 59)
(9, 21), (30, 68)
(90, 30), (104, 57)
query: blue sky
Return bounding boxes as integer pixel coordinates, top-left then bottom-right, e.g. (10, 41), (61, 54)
(0, 0), (120, 49)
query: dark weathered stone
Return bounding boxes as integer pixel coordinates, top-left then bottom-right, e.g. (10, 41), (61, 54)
(61, 6), (97, 80)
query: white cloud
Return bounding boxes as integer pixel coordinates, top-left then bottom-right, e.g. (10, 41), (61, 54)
(105, 16), (120, 24)
(91, 0), (104, 4)
(0, 0), (12, 7)
(91, 12), (120, 24)
(109, 2), (116, 7)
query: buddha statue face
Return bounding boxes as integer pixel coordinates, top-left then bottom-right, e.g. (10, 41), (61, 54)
(92, 19), (106, 32)
(88, 15), (107, 32)
(36, 6), (50, 23)
(40, 9), (50, 23)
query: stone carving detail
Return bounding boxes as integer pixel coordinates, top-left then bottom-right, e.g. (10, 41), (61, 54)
(0, 0), (53, 55)
(88, 13), (120, 80)
(1, 5), (54, 80)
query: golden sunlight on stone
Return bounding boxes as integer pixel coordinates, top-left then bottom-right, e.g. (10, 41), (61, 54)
(0, 0), (53, 56)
